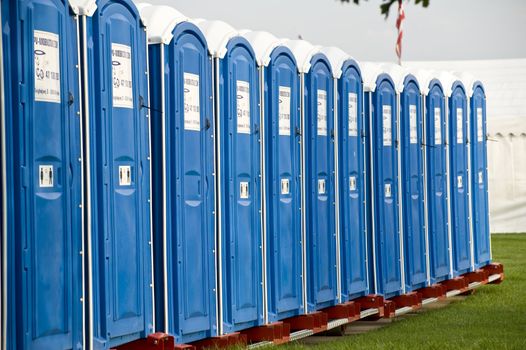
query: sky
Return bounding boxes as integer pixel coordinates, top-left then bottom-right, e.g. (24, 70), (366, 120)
(136, 0), (526, 63)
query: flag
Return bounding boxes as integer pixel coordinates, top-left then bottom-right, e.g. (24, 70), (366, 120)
(396, 0), (405, 65)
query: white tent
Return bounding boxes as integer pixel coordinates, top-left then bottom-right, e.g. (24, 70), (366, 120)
(406, 59), (526, 233)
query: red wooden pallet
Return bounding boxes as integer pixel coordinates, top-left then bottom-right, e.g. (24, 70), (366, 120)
(382, 300), (396, 318)
(463, 269), (489, 284)
(111, 333), (180, 350)
(482, 262), (505, 284)
(323, 301), (360, 321)
(440, 276), (469, 292)
(417, 284), (447, 299)
(191, 332), (246, 350)
(240, 321), (290, 344)
(283, 311), (328, 333)
(390, 291), (422, 310)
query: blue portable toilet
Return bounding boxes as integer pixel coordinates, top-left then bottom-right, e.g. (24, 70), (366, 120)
(440, 73), (472, 277)
(284, 40), (338, 312)
(382, 64), (428, 293)
(321, 47), (369, 302)
(463, 77), (491, 268)
(2, 0), (85, 349)
(196, 20), (263, 334)
(79, 0), (154, 347)
(419, 71), (452, 284)
(360, 63), (403, 299)
(241, 31), (304, 323)
(139, 5), (217, 343)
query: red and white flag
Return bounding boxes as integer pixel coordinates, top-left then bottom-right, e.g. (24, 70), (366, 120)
(396, 0), (405, 65)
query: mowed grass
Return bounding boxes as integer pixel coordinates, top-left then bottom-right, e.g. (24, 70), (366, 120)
(275, 234), (526, 350)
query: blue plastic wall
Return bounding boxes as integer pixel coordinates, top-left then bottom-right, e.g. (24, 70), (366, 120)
(425, 80), (451, 283)
(3, 1), (84, 349)
(84, 1), (153, 348)
(400, 76), (427, 292)
(305, 54), (337, 311)
(369, 74), (402, 299)
(263, 47), (303, 322)
(470, 83), (491, 268)
(217, 37), (263, 333)
(148, 22), (217, 343)
(448, 82), (472, 276)
(337, 60), (369, 301)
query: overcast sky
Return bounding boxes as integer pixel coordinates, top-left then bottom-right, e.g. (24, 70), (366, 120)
(136, 0), (526, 62)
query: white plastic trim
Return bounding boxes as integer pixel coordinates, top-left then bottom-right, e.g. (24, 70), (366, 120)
(411, 68), (435, 95)
(139, 5), (187, 44)
(282, 39), (321, 74)
(380, 63), (407, 93)
(319, 46), (352, 79)
(69, 0), (97, 16)
(241, 31), (283, 67)
(457, 71), (476, 97)
(360, 62), (383, 92)
(436, 71), (458, 97)
(135, 2), (152, 12)
(194, 20), (239, 58)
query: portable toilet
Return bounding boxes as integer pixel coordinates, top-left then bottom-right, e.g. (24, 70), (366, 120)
(440, 72), (472, 277)
(361, 63), (403, 299)
(461, 75), (491, 269)
(79, 0), (154, 347)
(321, 47), (369, 302)
(241, 31), (304, 323)
(196, 20), (263, 334)
(139, 6), (217, 343)
(2, 0), (84, 349)
(419, 72), (452, 284)
(382, 64), (428, 293)
(284, 39), (338, 311)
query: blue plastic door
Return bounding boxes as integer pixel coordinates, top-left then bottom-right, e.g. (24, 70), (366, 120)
(86, 1), (153, 347)
(264, 48), (303, 322)
(448, 84), (471, 276)
(9, 1), (83, 349)
(338, 62), (368, 301)
(305, 55), (337, 311)
(371, 75), (402, 298)
(425, 81), (450, 283)
(400, 79), (427, 291)
(219, 38), (262, 333)
(160, 23), (216, 342)
(470, 84), (491, 268)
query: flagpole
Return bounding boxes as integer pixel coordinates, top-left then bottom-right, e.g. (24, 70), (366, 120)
(396, 0), (405, 65)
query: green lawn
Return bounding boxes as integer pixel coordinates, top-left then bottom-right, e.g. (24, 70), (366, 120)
(277, 234), (526, 350)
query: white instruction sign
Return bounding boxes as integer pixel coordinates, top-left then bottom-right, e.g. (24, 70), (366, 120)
(348, 93), (358, 137)
(279, 86), (291, 136)
(456, 108), (463, 144)
(317, 90), (328, 136)
(477, 107), (483, 142)
(383, 105), (392, 146)
(184, 72), (201, 131)
(434, 107), (442, 145)
(236, 80), (251, 134)
(409, 105), (418, 144)
(34, 30), (61, 103)
(112, 43), (133, 108)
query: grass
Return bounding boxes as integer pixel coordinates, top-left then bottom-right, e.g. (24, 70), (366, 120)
(274, 234), (526, 350)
